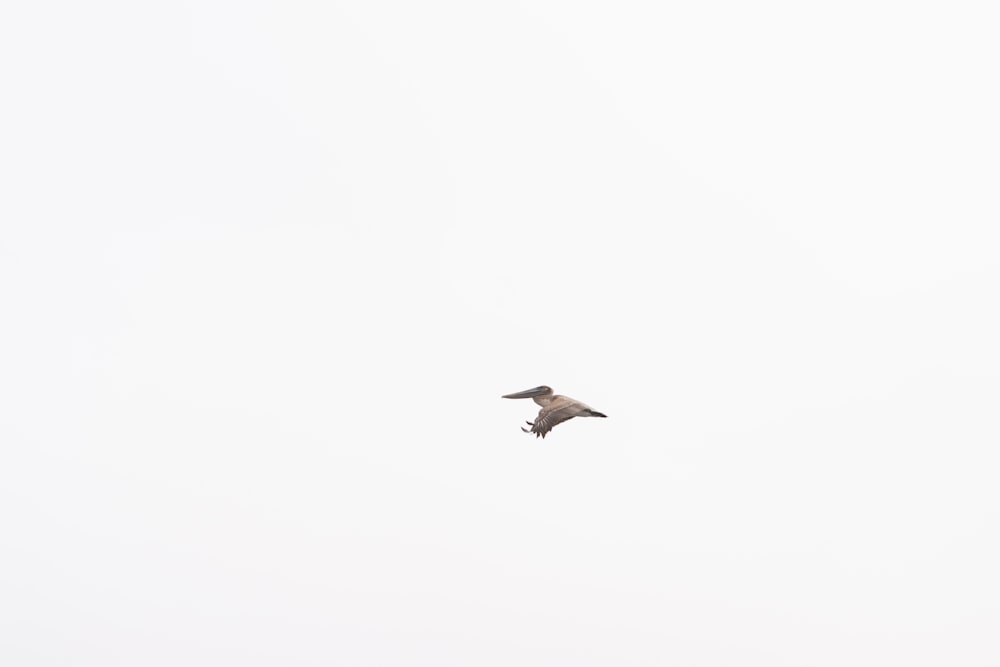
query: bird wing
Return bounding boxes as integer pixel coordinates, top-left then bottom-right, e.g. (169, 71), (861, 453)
(524, 400), (582, 438)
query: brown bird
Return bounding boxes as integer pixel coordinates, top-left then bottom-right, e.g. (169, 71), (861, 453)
(501, 385), (607, 438)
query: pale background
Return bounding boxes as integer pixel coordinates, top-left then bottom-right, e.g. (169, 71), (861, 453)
(2, 2), (998, 665)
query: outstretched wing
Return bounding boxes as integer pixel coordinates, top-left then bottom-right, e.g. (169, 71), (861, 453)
(522, 402), (580, 438)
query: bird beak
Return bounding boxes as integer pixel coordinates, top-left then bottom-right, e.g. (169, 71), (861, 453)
(501, 386), (548, 399)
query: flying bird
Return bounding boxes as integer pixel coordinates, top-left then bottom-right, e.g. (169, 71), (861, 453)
(501, 385), (607, 438)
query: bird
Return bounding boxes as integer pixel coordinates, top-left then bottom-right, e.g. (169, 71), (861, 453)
(501, 385), (607, 438)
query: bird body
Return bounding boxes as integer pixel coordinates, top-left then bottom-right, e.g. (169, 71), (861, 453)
(501, 385), (607, 438)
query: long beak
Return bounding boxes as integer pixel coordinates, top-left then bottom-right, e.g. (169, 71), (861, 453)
(501, 386), (548, 399)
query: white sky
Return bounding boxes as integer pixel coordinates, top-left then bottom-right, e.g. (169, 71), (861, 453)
(2, 1), (999, 665)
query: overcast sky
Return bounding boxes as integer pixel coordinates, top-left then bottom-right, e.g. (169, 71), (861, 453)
(2, 1), (999, 665)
